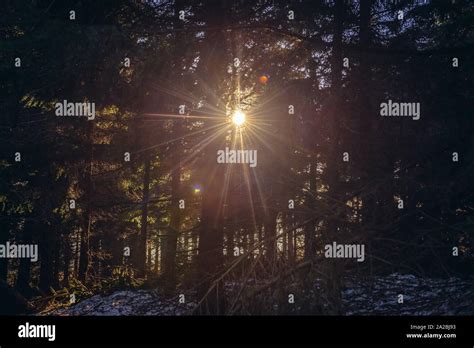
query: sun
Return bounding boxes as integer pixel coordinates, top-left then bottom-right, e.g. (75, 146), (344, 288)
(232, 110), (246, 126)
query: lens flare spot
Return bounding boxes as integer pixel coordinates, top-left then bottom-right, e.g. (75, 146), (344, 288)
(259, 75), (268, 84)
(232, 110), (246, 126)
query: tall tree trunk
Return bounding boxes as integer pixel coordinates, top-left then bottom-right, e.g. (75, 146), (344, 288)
(163, 162), (181, 286)
(359, 0), (374, 191)
(52, 228), (61, 289)
(147, 240), (152, 271)
(78, 187), (91, 284)
(63, 233), (71, 286)
(79, 123), (93, 283)
(196, 0), (228, 315)
(135, 155), (150, 277)
(197, 169), (225, 314)
(162, 0), (186, 287)
(0, 227), (8, 281)
(323, 0), (345, 315)
(304, 162), (317, 260)
(39, 222), (54, 293)
(358, 0), (375, 276)
(16, 219), (34, 294)
(154, 238), (160, 272)
(74, 230), (80, 277)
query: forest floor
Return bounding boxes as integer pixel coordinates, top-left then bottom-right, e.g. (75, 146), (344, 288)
(40, 273), (474, 316)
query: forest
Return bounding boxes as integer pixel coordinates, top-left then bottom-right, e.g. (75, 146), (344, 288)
(0, 0), (473, 316)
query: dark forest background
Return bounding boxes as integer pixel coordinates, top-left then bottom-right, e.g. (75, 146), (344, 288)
(0, 0), (473, 315)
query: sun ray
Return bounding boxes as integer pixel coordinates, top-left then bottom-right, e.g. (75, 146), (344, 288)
(170, 124), (231, 173)
(133, 121), (228, 154)
(142, 112), (221, 120)
(238, 128), (260, 238)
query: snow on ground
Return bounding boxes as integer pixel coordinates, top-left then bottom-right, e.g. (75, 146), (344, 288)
(42, 273), (474, 316)
(43, 290), (195, 316)
(342, 273), (474, 315)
